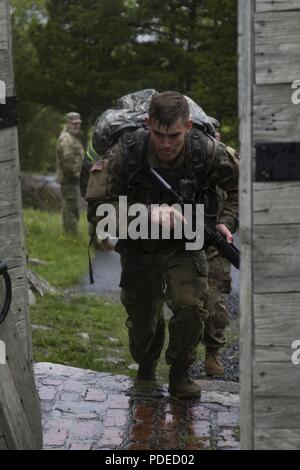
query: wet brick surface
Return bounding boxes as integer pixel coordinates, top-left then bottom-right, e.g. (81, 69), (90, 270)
(34, 362), (240, 450)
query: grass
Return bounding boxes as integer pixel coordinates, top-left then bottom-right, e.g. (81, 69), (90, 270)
(30, 292), (172, 381)
(24, 208), (90, 287)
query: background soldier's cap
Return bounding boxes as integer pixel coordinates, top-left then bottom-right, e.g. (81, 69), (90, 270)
(66, 112), (82, 123)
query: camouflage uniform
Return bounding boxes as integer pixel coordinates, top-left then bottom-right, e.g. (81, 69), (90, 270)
(88, 131), (238, 371)
(204, 146), (239, 351)
(57, 114), (84, 233)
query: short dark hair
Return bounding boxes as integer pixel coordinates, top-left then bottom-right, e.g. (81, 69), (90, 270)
(148, 91), (190, 129)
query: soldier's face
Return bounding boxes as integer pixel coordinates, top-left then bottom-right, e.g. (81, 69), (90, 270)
(68, 121), (81, 135)
(147, 118), (192, 162)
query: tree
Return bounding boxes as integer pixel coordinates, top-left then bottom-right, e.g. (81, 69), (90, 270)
(12, 0), (238, 172)
(30, 0), (136, 126)
(11, 0), (62, 172)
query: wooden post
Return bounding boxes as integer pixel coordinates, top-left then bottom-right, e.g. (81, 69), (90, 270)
(238, 0), (255, 450)
(0, 0), (42, 450)
(240, 0), (300, 450)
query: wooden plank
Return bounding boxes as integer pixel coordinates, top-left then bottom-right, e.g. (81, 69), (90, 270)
(255, 397), (300, 429)
(254, 362), (300, 397)
(0, 128), (18, 163)
(254, 254), (300, 293)
(255, 12), (300, 84)
(253, 182), (300, 225)
(0, 314), (42, 449)
(0, 213), (25, 269)
(0, 1), (8, 51)
(0, 365), (39, 449)
(253, 84), (300, 143)
(256, 0), (300, 13)
(0, 1), (13, 95)
(9, 265), (29, 323)
(253, 224), (300, 256)
(254, 293), (300, 362)
(0, 159), (18, 218)
(255, 429), (300, 450)
(238, 0), (254, 451)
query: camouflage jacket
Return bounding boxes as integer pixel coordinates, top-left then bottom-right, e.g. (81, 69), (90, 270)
(87, 133), (239, 239)
(56, 128), (84, 184)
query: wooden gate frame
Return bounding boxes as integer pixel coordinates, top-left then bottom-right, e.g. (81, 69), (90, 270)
(0, 0), (42, 450)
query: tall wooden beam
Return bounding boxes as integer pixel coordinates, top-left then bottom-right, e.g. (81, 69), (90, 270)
(238, 0), (255, 450)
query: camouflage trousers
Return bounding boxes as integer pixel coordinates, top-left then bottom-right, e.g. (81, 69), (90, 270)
(204, 246), (231, 348)
(118, 242), (209, 369)
(60, 182), (79, 234)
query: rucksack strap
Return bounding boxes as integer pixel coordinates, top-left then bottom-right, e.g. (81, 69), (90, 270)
(188, 128), (217, 189)
(122, 129), (150, 180)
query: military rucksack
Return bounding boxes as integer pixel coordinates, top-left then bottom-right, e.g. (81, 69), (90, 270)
(79, 89), (215, 199)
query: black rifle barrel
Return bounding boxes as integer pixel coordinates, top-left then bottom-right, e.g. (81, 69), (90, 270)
(137, 164), (240, 270)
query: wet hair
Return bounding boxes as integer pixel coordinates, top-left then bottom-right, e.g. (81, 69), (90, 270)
(148, 91), (190, 129)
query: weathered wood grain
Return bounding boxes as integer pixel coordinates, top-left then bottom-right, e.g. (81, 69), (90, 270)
(0, 128), (18, 163)
(254, 253), (300, 293)
(0, 314), (42, 449)
(255, 397), (300, 429)
(0, 1), (8, 51)
(8, 265), (29, 324)
(239, 0), (255, 450)
(256, 0), (300, 13)
(0, 0), (42, 450)
(253, 182), (300, 225)
(253, 83), (300, 142)
(254, 293), (300, 362)
(255, 429), (300, 450)
(0, 213), (25, 269)
(253, 224), (300, 256)
(0, 365), (39, 449)
(0, 160), (18, 217)
(254, 362), (300, 397)
(255, 11), (300, 84)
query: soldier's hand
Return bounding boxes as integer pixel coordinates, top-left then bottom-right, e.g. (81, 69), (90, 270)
(216, 223), (233, 244)
(151, 206), (187, 230)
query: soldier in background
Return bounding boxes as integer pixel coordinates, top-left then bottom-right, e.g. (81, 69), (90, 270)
(203, 117), (239, 376)
(56, 112), (84, 234)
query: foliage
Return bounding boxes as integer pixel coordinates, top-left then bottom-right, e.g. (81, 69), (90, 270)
(11, 0), (64, 171)
(12, 0), (238, 171)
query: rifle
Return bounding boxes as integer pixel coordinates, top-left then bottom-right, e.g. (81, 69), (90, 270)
(128, 163), (240, 270)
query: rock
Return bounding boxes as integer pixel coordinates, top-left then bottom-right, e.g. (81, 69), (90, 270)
(107, 337), (119, 344)
(27, 269), (58, 298)
(102, 357), (126, 365)
(32, 324), (52, 332)
(21, 174), (87, 211)
(128, 363), (139, 371)
(77, 333), (90, 342)
(21, 175), (62, 211)
(28, 258), (48, 267)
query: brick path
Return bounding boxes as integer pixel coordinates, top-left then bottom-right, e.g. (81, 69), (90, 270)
(34, 362), (240, 450)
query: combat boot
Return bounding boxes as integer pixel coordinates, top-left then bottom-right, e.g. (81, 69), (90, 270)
(168, 366), (201, 400)
(137, 361), (157, 381)
(205, 347), (224, 376)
